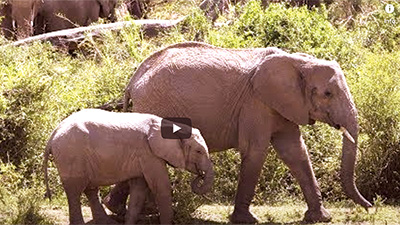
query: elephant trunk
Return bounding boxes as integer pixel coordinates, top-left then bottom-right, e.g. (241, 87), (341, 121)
(340, 116), (372, 209)
(191, 160), (214, 195)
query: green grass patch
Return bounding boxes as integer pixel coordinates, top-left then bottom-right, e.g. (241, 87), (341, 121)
(190, 202), (400, 224)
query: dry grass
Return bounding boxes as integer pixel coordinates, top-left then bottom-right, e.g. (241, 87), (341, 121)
(38, 202), (400, 224)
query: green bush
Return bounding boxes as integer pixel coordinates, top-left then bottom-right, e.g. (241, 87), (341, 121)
(0, 23), (144, 194)
(349, 51), (400, 201)
(352, 1), (400, 52)
(0, 162), (53, 224)
(168, 168), (207, 223)
(210, 1), (341, 52)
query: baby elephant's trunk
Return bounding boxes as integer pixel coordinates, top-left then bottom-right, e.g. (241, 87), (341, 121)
(191, 161), (214, 195)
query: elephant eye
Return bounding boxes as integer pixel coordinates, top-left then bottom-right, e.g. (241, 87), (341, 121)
(324, 91), (332, 98)
(196, 150), (202, 154)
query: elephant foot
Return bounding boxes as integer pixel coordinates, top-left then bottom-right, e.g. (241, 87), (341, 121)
(230, 208), (259, 224)
(303, 207), (332, 223)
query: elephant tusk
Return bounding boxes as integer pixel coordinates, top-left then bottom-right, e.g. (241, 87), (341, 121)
(340, 127), (355, 143)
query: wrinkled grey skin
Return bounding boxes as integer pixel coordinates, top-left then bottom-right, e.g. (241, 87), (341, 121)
(34, 0), (116, 35)
(105, 42), (372, 223)
(43, 109), (213, 225)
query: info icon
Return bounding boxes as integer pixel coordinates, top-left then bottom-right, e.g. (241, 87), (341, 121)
(161, 117), (192, 139)
(385, 4), (395, 14)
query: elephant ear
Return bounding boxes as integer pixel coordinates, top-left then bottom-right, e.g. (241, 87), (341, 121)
(147, 122), (186, 168)
(250, 54), (310, 125)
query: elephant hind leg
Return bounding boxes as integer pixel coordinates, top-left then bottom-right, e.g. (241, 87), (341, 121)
(61, 177), (87, 225)
(84, 187), (116, 224)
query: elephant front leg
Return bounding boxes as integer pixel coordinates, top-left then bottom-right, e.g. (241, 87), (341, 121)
(271, 122), (331, 223)
(232, 100), (272, 224)
(141, 158), (173, 224)
(231, 147), (269, 224)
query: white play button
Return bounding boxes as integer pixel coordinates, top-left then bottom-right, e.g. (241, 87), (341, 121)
(172, 123), (182, 133)
(161, 117), (192, 139)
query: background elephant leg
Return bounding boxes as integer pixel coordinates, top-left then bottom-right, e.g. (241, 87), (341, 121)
(103, 181), (129, 217)
(62, 178), (86, 224)
(271, 123), (331, 223)
(231, 148), (268, 224)
(142, 191), (157, 215)
(84, 187), (116, 224)
(125, 177), (148, 224)
(33, 13), (45, 35)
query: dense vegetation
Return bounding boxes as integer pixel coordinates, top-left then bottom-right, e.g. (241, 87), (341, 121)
(1, 0), (400, 223)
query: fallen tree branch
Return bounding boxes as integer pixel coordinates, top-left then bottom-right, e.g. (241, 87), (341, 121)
(11, 17), (186, 46)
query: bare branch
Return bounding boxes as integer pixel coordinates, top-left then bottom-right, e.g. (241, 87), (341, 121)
(10, 17), (186, 47)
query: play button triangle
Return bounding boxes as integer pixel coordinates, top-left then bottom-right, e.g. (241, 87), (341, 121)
(172, 123), (181, 133)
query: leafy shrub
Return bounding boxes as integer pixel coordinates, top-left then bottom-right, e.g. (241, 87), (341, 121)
(180, 8), (212, 42)
(9, 191), (52, 225)
(168, 168), (207, 223)
(0, 24), (144, 195)
(0, 162), (53, 224)
(355, 1), (400, 52)
(349, 51), (400, 201)
(327, 0), (379, 25)
(210, 1), (338, 51)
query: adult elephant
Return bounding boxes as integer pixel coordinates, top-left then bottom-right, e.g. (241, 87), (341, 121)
(105, 42), (372, 223)
(3, 0), (116, 39)
(34, 0), (117, 35)
(6, 0), (42, 39)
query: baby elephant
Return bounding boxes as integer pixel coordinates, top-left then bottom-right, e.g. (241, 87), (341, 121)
(43, 109), (214, 224)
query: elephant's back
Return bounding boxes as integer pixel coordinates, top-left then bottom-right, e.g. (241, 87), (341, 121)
(53, 109), (158, 137)
(128, 43), (269, 150)
(128, 42), (269, 88)
(49, 109), (155, 182)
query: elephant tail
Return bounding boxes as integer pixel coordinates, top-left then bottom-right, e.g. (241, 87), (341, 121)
(43, 132), (54, 201)
(123, 89), (131, 112)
